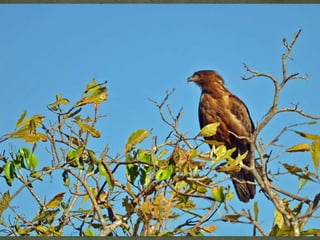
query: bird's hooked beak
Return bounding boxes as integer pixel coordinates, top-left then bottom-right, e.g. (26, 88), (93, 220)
(187, 74), (199, 82)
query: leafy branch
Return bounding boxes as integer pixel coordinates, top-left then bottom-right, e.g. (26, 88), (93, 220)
(0, 30), (319, 237)
(242, 29), (320, 236)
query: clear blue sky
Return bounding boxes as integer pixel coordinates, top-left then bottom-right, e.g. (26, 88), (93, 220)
(1, 4), (320, 236)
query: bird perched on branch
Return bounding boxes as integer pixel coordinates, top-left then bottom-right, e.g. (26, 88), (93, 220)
(188, 70), (256, 202)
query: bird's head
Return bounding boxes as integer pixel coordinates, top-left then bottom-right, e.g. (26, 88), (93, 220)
(187, 70), (225, 87)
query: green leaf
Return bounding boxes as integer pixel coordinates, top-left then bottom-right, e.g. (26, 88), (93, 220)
(141, 168), (152, 186)
(126, 163), (139, 184)
(199, 122), (220, 137)
(26, 153), (38, 170)
(32, 209), (59, 224)
(254, 201), (259, 221)
(17, 147), (38, 170)
(3, 161), (15, 186)
(155, 163), (174, 181)
(125, 129), (150, 152)
(30, 171), (43, 180)
(66, 146), (85, 168)
(98, 161), (114, 190)
(311, 141), (320, 172)
(211, 186), (225, 202)
(62, 170), (70, 187)
(137, 149), (152, 163)
(83, 228), (96, 236)
(87, 149), (97, 161)
(298, 177), (308, 192)
(13, 151), (24, 169)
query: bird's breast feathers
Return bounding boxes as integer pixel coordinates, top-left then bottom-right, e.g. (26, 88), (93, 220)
(199, 92), (252, 139)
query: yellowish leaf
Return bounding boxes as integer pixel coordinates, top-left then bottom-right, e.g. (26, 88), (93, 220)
(274, 209), (284, 229)
(298, 177), (308, 192)
(25, 133), (48, 143)
(157, 149), (168, 160)
(17, 114), (44, 130)
(282, 163), (302, 174)
(286, 143), (310, 152)
(8, 113), (46, 143)
(47, 93), (70, 110)
(300, 228), (320, 236)
(223, 214), (241, 222)
(7, 131), (47, 143)
(226, 189), (234, 201)
(35, 225), (48, 234)
(215, 152), (245, 174)
(125, 129), (150, 152)
(45, 192), (65, 209)
(281, 163), (315, 181)
(311, 141), (320, 172)
(203, 139), (224, 146)
(75, 79), (108, 107)
(199, 122), (220, 137)
(294, 131), (320, 141)
(215, 163), (241, 174)
(75, 120), (101, 138)
(200, 225), (217, 233)
(0, 191), (11, 217)
(16, 110), (27, 129)
(85, 116), (92, 122)
(187, 148), (199, 158)
(213, 146), (236, 164)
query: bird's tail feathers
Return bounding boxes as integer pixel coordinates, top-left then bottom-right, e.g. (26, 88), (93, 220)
(231, 169), (256, 202)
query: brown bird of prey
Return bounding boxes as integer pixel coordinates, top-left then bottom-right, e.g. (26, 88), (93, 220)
(188, 70), (256, 202)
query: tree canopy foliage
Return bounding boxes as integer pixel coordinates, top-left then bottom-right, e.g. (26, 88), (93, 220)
(0, 30), (319, 236)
